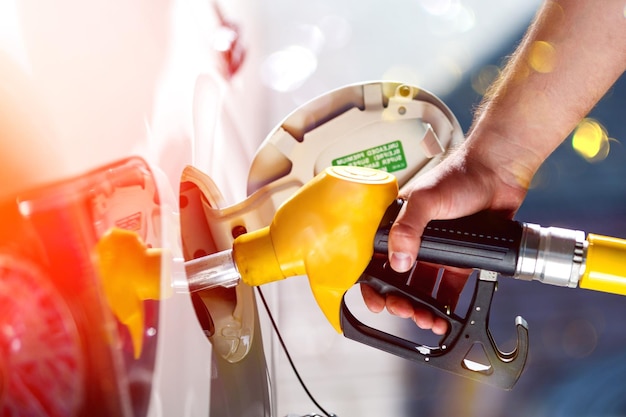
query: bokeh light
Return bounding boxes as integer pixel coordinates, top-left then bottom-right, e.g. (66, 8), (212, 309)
(422, 0), (476, 36)
(561, 319), (598, 358)
(471, 65), (500, 96)
(382, 66), (422, 89)
(528, 40), (556, 73)
(290, 23), (326, 54)
(317, 14), (351, 50)
(419, 0), (459, 16)
(528, 159), (558, 190)
(260, 45), (318, 92)
(571, 118), (611, 162)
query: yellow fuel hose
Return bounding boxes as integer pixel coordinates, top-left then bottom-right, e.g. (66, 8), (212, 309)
(579, 234), (626, 296)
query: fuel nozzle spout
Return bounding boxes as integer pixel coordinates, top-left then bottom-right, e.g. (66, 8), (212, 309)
(185, 249), (241, 292)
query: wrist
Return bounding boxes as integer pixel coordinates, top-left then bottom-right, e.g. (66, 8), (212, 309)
(461, 129), (536, 212)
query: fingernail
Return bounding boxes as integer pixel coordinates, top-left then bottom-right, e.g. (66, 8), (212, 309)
(390, 252), (412, 273)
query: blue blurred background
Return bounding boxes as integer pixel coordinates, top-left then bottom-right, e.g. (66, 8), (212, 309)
(408, 27), (626, 417)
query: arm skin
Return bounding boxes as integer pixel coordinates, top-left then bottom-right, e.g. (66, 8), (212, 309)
(362, 0), (626, 334)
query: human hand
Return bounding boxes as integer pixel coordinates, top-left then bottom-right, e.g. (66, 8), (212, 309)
(361, 0), (626, 333)
(361, 142), (529, 333)
(360, 262), (470, 335)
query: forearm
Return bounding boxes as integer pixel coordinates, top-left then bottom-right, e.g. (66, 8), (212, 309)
(467, 0), (626, 191)
(378, 0), (626, 321)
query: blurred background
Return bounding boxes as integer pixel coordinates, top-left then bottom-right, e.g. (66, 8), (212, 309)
(256, 1), (626, 416)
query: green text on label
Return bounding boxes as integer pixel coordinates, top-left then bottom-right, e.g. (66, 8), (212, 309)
(332, 140), (407, 173)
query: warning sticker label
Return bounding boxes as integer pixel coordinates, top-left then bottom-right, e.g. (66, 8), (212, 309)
(332, 140), (407, 173)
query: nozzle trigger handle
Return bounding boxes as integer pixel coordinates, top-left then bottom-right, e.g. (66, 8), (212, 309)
(341, 270), (528, 389)
(340, 200), (529, 389)
(373, 200), (524, 276)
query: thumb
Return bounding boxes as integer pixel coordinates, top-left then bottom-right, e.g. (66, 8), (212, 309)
(387, 187), (441, 273)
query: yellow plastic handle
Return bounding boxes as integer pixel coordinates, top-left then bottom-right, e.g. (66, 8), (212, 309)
(579, 234), (626, 296)
(233, 166), (398, 332)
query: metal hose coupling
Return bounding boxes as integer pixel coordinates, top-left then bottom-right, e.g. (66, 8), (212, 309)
(515, 223), (587, 288)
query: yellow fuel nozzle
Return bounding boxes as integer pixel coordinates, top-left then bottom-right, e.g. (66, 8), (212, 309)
(579, 234), (626, 296)
(95, 227), (164, 359)
(233, 166), (398, 332)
